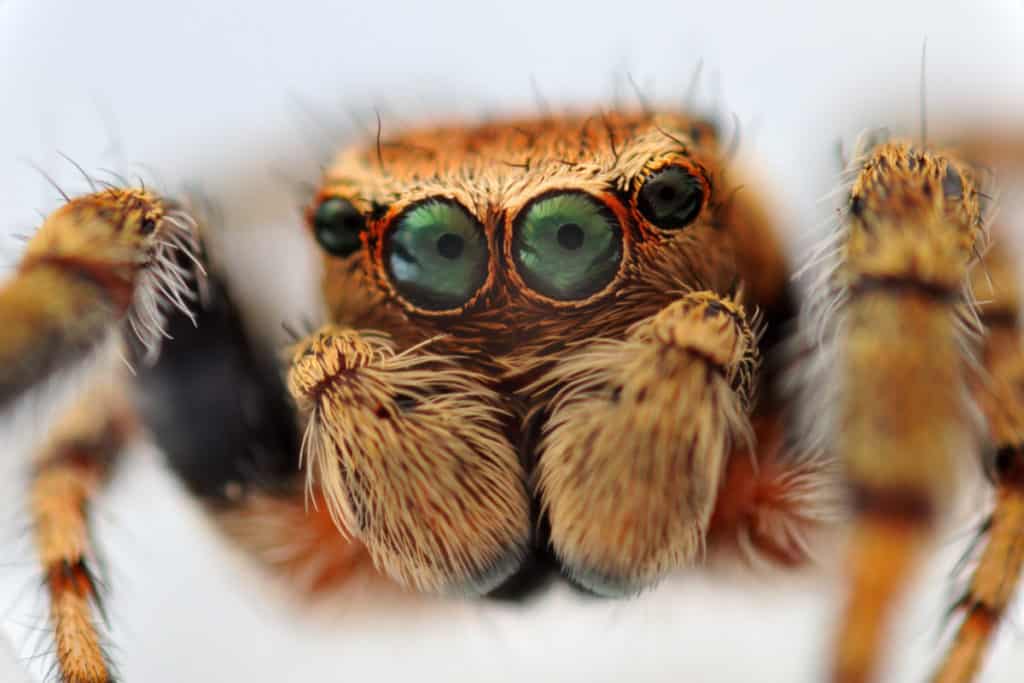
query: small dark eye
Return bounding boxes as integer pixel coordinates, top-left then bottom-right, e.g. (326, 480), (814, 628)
(637, 166), (706, 229)
(385, 198), (488, 310)
(942, 165), (964, 199)
(140, 217), (157, 235)
(313, 197), (365, 257)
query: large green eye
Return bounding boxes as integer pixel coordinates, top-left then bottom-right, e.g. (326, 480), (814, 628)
(313, 197), (365, 256)
(637, 166), (706, 229)
(386, 199), (488, 310)
(512, 192), (623, 301)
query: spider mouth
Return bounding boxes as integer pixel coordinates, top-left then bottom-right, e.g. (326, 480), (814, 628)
(482, 523), (561, 601)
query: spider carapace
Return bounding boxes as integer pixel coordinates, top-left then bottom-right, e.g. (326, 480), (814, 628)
(5, 109), (1023, 683)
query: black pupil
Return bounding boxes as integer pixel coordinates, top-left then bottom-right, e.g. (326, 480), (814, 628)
(436, 232), (464, 259)
(557, 223), (585, 250)
(658, 186), (676, 202)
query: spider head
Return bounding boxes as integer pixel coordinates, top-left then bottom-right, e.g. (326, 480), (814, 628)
(306, 112), (740, 366)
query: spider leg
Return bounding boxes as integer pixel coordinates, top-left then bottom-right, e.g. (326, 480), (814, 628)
(127, 256), (365, 592)
(0, 250), (123, 407)
(816, 139), (986, 683)
(933, 241), (1024, 683)
(214, 491), (368, 594)
(287, 324), (532, 595)
(30, 378), (136, 683)
(707, 412), (838, 567)
(831, 293), (959, 683)
(531, 290), (760, 596)
(132, 266), (300, 503)
(0, 189), (202, 410)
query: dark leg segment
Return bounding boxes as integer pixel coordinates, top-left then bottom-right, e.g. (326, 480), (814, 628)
(132, 269), (302, 503)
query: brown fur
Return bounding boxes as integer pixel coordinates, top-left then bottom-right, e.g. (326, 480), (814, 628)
(287, 326), (532, 594)
(708, 415), (840, 566)
(805, 135), (988, 683)
(531, 291), (758, 594)
(932, 241), (1024, 683)
(30, 380), (135, 683)
(317, 111), (787, 364)
(0, 189), (202, 408)
(214, 492), (368, 594)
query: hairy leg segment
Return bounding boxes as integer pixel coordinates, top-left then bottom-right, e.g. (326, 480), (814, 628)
(933, 239), (1024, 683)
(0, 190), (201, 409)
(810, 135), (987, 683)
(30, 381), (135, 683)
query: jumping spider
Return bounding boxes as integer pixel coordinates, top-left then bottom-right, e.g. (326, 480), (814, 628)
(4, 108), (1023, 683)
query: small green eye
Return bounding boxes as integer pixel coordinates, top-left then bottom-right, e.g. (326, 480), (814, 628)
(637, 166), (706, 229)
(386, 199), (488, 310)
(512, 192), (622, 301)
(313, 197), (365, 256)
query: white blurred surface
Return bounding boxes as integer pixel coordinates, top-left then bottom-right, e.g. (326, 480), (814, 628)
(1, 1), (1023, 681)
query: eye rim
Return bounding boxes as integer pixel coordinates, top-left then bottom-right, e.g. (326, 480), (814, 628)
(308, 195), (367, 258)
(378, 196), (493, 316)
(504, 189), (631, 308)
(633, 160), (710, 232)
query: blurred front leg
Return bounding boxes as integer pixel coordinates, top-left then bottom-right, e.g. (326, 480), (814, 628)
(31, 380), (136, 683)
(933, 241), (1024, 683)
(0, 189), (202, 409)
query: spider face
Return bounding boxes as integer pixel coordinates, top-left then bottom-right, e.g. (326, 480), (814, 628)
(308, 112), (728, 357)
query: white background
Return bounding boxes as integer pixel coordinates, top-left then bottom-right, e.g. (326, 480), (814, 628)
(1, 1), (1024, 681)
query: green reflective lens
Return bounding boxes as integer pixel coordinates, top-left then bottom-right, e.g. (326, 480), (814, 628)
(512, 192), (622, 300)
(386, 199), (488, 310)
